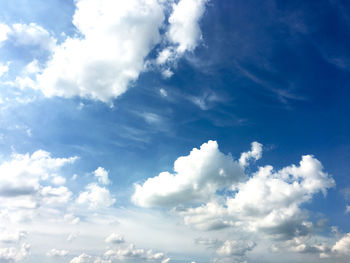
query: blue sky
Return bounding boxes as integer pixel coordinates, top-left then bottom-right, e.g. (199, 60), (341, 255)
(0, 0), (350, 262)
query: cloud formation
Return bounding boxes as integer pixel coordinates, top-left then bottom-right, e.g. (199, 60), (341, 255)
(132, 140), (245, 207)
(133, 140), (337, 260)
(2, 0), (208, 103)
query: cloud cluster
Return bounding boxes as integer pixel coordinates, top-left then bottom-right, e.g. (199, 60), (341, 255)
(0, 150), (76, 200)
(1, 0), (208, 103)
(4, 23), (56, 50)
(69, 234), (170, 263)
(156, 0), (208, 76)
(94, 167), (111, 186)
(0, 243), (30, 263)
(76, 183), (115, 210)
(133, 140), (337, 260)
(132, 140), (246, 207)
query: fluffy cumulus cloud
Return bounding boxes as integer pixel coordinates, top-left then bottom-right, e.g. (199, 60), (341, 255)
(0, 23), (11, 44)
(2, 0), (208, 103)
(5, 23), (56, 50)
(0, 230), (27, 244)
(156, 0), (208, 76)
(0, 243), (30, 263)
(332, 233), (350, 256)
(103, 243), (170, 263)
(133, 140), (338, 260)
(0, 61), (9, 78)
(68, 237), (170, 263)
(70, 253), (91, 263)
(35, 0), (165, 103)
(132, 140), (246, 207)
(181, 154), (335, 237)
(216, 240), (256, 257)
(239, 141), (262, 167)
(94, 167), (110, 185)
(76, 183), (115, 210)
(167, 0), (207, 53)
(0, 150), (76, 198)
(105, 233), (125, 244)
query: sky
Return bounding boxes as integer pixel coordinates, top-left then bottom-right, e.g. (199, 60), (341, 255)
(0, 0), (350, 262)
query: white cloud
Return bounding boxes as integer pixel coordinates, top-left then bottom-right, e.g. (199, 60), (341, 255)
(6, 23), (56, 50)
(161, 68), (174, 78)
(0, 230), (27, 244)
(36, 0), (165, 103)
(132, 140), (245, 207)
(167, 0), (207, 53)
(51, 175), (66, 185)
(0, 62), (9, 78)
(0, 150), (77, 198)
(155, 0), (208, 69)
(0, 243), (30, 263)
(93, 167), (110, 185)
(332, 233), (350, 255)
(40, 186), (72, 206)
(46, 248), (69, 257)
(105, 233), (125, 244)
(76, 183), (116, 210)
(103, 243), (170, 263)
(0, 23), (10, 43)
(24, 60), (40, 75)
(239, 141), (263, 167)
(159, 88), (168, 97)
(216, 240), (256, 257)
(180, 154), (335, 239)
(70, 253), (92, 263)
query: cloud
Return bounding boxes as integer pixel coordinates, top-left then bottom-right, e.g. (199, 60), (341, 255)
(36, 0), (165, 103)
(132, 140), (246, 207)
(51, 175), (66, 185)
(70, 253), (92, 263)
(332, 233), (350, 255)
(216, 240), (256, 257)
(132, 139), (336, 256)
(156, 0), (208, 71)
(2, 0), (208, 103)
(159, 88), (168, 97)
(167, 0), (207, 53)
(103, 243), (170, 263)
(105, 233), (125, 244)
(40, 186), (72, 206)
(0, 150), (76, 198)
(46, 248), (69, 257)
(180, 154), (335, 239)
(76, 183), (116, 210)
(0, 230), (27, 244)
(0, 23), (10, 44)
(0, 243), (30, 263)
(0, 62), (9, 78)
(94, 167), (110, 186)
(239, 141), (263, 167)
(6, 23), (56, 50)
